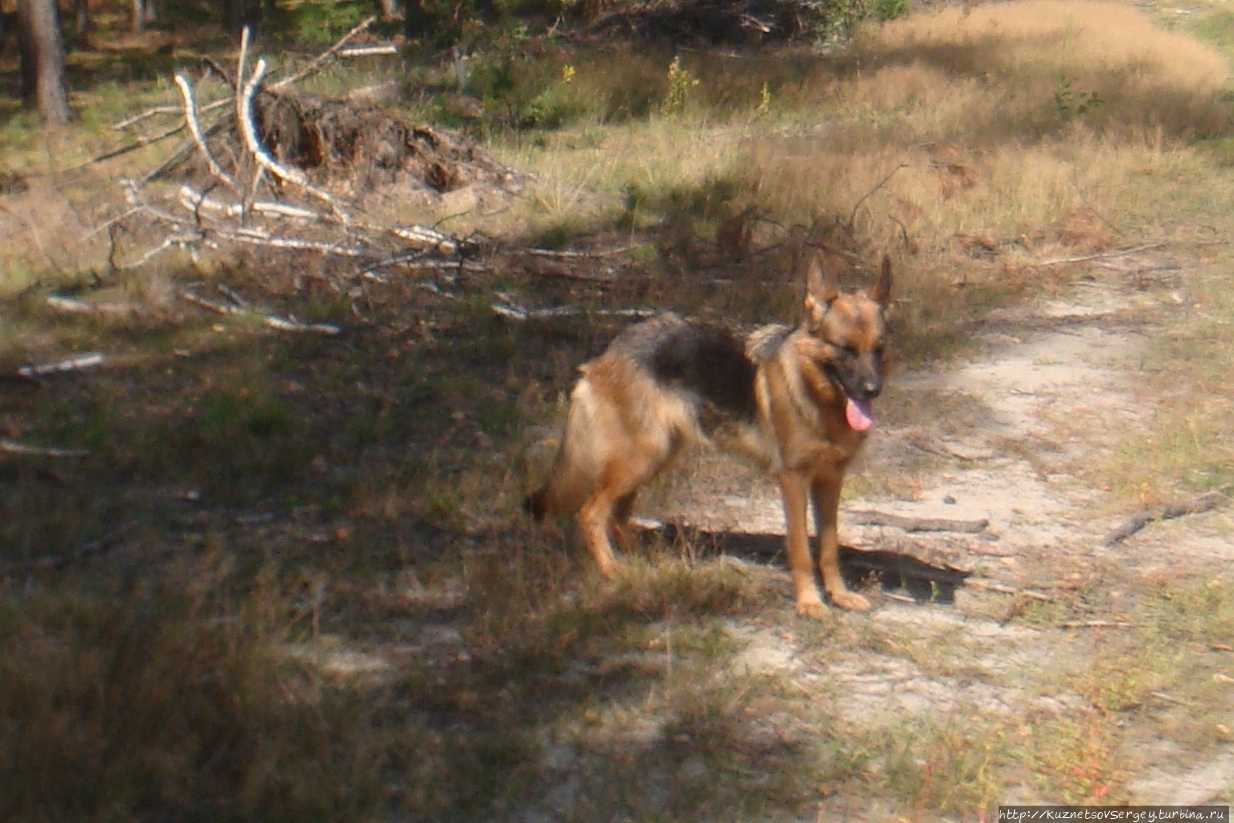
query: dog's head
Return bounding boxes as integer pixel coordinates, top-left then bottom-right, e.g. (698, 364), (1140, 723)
(802, 250), (892, 432)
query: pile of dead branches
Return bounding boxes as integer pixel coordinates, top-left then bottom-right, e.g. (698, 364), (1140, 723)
(108, 20), (527, 285)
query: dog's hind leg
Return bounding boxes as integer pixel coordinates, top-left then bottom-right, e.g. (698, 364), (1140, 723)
(612, 492), (639, 554)
(578, 460), (657, 577)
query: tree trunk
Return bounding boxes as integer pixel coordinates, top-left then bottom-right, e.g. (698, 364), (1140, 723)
(374, 0), (398, 21)
(16, 0), (72, 125)
(131, 0), (158, 31)
(74, 0), (89, 35)
(403, 0), (431, 41)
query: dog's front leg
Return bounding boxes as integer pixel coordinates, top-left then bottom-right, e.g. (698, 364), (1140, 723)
(812, 474), (871, 611)
(779, 472), (828, 618)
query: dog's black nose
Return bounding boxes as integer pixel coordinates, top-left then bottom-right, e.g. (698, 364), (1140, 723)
(863, 380), (881, 399)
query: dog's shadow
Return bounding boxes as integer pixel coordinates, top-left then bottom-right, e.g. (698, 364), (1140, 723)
(637, 523), (971, 605)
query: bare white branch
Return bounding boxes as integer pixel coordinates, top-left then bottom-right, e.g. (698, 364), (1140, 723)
(219, 226), (369, 257)
(238, 57), (350, 222)
(338, 44), (398, 57)
(46, 295), (145, 316)
(217, 283), (249, 308)
(271, 16), (378, 90)
(113, 104), (182, 130)
(236, 25), (251, 98)
(0, 439), (91, 458)
(390, 224), (460, 254)
(522, 246), (633, 259)
(182, 290), (341, 334)
(18, 353), (106, 376)
(1034, 241), (1167, 267)
(174, 73), (235, 189)
(177, 185), (320, 221)
(491, 293), (657, 322)
(113, 97), (230, 131)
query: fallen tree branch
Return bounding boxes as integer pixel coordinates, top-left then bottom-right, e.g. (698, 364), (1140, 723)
(182, 290), (341, 334)
(338, 44), (399, 57)
(1102, 488), (1229, 547)
(1034, 241), (1167, 268)
(390, 224), (460, 254)
(522, 246), (634, 259)
(0, 521), (139, 574)
(113, 96), (230, 132)
(179, 291), (234, 314)
(0, 439), (90, 458)
(216, 283), (249, 308)
(114, 232), (201, 271)
(174, 73), (234, 188)
(491, 293), (658, 322)
(271, 16), (377, 90)
(965, 579), (1054, 601)
(84, 207), (143, 241)
(386, 257), (488, 273)
(139, 121), (227, 184)
(177, 185), (321, 221)
(69, 121), (189, 170)
(214, 226), (369, 258)
(45, 294), (145, 316)
(200, 57), (237, 90)
(18, 353), (106, 376)
(238, 57), (349, 222)
(1149, 690), (1193, 707)
(846, 509), (989, 534)
(113, 104), (183, 130)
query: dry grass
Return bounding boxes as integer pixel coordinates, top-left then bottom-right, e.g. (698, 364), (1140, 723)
(463, 0), (1234, 362)
(1094, 243), (1234, 501)
(855, 2), (1229, 135)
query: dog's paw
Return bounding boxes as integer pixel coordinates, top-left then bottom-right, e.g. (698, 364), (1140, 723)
(796, 597), (830, 620)
(829, 590), (871, 612)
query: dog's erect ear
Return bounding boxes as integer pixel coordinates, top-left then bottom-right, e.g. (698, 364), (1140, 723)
(804, 250), (838, 313)
(869, 254), (893, 306)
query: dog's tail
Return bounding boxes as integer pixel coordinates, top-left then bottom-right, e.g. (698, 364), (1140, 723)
(524, 397), (597, 521)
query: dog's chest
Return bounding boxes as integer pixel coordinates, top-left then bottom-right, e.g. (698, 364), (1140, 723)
(767, 353), (868, 472)
(703, 405), (864, 474)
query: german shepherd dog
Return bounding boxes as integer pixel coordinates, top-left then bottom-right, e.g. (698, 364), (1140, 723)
(526, 251), (892, 618)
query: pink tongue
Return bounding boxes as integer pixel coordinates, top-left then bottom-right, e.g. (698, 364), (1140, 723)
(845, 396), (874, 432)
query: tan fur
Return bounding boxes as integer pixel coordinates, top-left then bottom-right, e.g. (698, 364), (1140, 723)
(527, 251), (892, 618)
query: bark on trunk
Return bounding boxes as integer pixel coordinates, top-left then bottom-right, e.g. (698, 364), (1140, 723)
(130, 0), (159, 30)
(16, 0), (72, 125)
(403, 0), (431, 40)
(374, 0), (398, 20)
